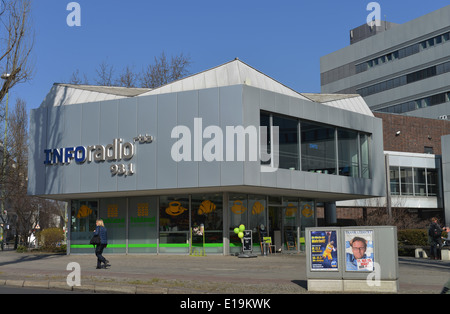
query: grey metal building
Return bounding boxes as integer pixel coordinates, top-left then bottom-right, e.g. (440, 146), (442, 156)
(321, 5), (450, 120)
(27, 59), (385, 255)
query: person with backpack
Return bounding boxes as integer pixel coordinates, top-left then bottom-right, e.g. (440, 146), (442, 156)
(429, 217), (443, 260)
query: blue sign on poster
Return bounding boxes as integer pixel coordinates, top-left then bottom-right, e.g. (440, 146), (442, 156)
(310, 230), (338, 271)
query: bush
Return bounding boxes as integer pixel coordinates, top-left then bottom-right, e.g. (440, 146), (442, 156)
(37, 228), (65, 252)
(16, 245), (28, 253)
(398, 229), (429, 246)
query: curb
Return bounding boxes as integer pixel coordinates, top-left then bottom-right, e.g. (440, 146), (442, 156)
(0, 279), (171, 294)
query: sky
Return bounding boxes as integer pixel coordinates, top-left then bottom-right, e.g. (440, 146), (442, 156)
(6, 0), (450, 114)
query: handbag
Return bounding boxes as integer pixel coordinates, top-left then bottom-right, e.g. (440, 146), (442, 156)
(90, 234), (101, 245)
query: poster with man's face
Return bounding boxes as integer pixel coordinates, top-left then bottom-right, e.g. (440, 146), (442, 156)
(345, 230), (374, 271)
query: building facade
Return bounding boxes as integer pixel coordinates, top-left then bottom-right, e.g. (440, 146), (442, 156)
(320, 5), (450, 120)
(28, 60), (385, 255)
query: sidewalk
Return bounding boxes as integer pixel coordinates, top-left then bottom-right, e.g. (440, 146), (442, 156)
(0, 250), (448, 294)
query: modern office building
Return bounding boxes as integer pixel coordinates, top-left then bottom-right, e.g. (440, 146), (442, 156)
(320, 5), (450, 120)
(321, 6), (450, 225)
(337, 113), (450, 224)
(27, 59), (385, 255)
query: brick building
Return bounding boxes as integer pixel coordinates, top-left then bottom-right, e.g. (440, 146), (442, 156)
(319, 113), (450, 226)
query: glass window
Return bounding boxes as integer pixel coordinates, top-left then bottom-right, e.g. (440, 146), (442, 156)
(283, 198), (299, 251)
(128, 197), (158, 253)
(191, 193), (223, 253)
(70, 200), (98, 253)
(100, 198), (127, 253)
(414, 168), (427, 196)
(400, 167), (414, 196)
(338, 129), (359, 177)
(159, 195), (189, 253)
(390, 167), (400, 195)
(260, 112), (271, 165)
(301, 121), (336, 174)
(360, 133), (371, 179)
(229, 194), (248, 253)
(248, 195), (267, 232)
(273, 115), (299, 170)
(427, 169), (438, 196)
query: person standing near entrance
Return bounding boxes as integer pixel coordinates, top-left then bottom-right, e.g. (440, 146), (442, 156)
(428, 217), (443, 260)
(93, 219), (110, 269)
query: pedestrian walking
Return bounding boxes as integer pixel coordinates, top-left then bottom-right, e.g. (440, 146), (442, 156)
(93, 219), (110, 269)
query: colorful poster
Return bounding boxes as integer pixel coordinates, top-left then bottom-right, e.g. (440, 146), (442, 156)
(310, 230), (338, 271)
(345, 230), (374, 272)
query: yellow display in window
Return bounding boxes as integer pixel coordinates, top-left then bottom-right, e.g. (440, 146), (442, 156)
(301, 204), (314, 218)
(251, 201), (264, 215)
(198, 200), (216, 215)
(231, 200), (247, 214)
(107, 204), (119, 218)
(76, 205), (92, 218)
(137, 203), (149, 217)
(166, 201), (187, 216)
(285, 204), (297, 217)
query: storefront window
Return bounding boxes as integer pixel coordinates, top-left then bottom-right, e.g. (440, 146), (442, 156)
(229, 194), (248, 253)
(248, 195), (267, 232)
(159, 195), (189, 253)
(283, 198), (298, 251)
(338, 129), (359, 177)
(300, 200), (315, 251)
(70, 200), (98, 253)
(100, 198), (127, 253)
(301, 121), (336, 174)
(191, 194), (223, 253)
(128, 197), (158, 253)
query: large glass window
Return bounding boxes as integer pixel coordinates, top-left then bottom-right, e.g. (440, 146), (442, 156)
(390, 167), (400, 195)
(400, 168), (414, 196)
(128, 197), (158, 253)
(283, 198), (299, 251)
(159, 195), (190, 253)
(301, 121), (336, 174)
(191, 194), (223, 253)
(248, 195), (267, 232)
(427, 169), (438, 196)
(100, 198), (127, 253)
(70, 200), (98, 253)
(260, 112), (271, 166)
(360, 133), (370, 179)
(338, 129), (359, 177)
(229, 194), (248, 253)
(273, 115), (299, 170)
(414, 168), (427, 196)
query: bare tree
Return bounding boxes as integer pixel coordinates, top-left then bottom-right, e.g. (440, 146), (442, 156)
(94, 60), (115, 86)
(66, 51), (192, 89)
(68, 69), (89, 85)
(116, 65), (137, 88)
(0, 0), (34, 107)
(140, 51), (192, 88)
